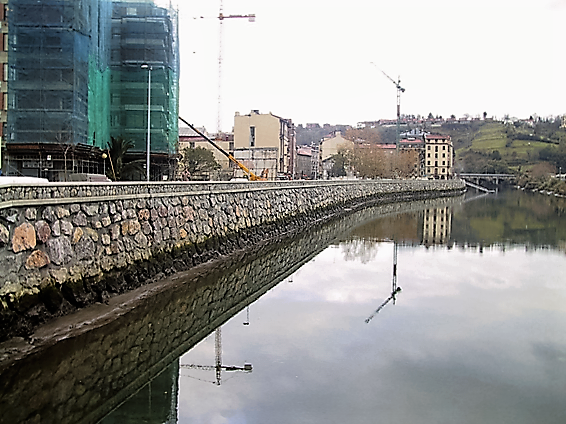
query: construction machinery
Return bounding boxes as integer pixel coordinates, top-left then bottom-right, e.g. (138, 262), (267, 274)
(371, 63), (405, 149)
(178, 116), (266, 181)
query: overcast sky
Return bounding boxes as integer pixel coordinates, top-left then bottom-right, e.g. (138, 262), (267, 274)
(176, 0), (566, 132)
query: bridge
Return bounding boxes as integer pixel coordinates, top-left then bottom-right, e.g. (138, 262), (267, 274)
(458, 173), (516, 193)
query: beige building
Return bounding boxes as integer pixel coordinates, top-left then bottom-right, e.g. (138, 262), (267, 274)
(233, 110), (295, 179)
(178, 126), (233, 180)
(424, 134), (453, 179)
(320, 131), (353, 161)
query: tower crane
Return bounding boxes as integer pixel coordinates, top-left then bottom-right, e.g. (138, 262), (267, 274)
(216, 0), (255, 135)
(181, 327), (252, 386)
(371, 63), (405, 149)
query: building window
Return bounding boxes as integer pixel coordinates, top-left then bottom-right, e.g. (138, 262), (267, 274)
(3, 63), (7, 81)
(249, 126), (256, 147)
(427, 153), (430, 158)
(435, 146), (438, 152)
(443, 145), (446, 150)
(427, 161), (430, 165)
(3, 33), (8, 52)
(442, 161), (445, 165)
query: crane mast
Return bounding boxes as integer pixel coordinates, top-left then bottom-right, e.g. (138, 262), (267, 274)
(216, 0), (255, 135)
(380, 70), (405, 150)
(371, 63), (405, 149)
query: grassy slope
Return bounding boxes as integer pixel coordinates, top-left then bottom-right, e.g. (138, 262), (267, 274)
(446, 121), (557, 171)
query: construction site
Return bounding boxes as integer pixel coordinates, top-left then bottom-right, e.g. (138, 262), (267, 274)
(3, 0), (179, 181)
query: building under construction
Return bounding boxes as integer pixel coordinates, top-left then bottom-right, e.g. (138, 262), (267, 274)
(3, 0), (178, 181)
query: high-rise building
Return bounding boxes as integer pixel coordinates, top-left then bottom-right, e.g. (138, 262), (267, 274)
(3, 0), (178, 181)
(110, 0), (179, 180)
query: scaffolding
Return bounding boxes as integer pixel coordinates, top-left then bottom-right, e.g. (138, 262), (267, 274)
(8, 0), (112, 148)
(109, 0), (179, 155)
(5, 0), (179, 179)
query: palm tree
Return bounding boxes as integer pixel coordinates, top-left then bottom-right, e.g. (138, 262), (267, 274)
(106, 137), (144, 181)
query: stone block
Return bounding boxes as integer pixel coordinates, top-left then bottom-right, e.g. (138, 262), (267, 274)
(25, 250), (50, 270)
(46, 236), (73, 266)
(12, 222), (36, 253)
(35, 220), (51, 244)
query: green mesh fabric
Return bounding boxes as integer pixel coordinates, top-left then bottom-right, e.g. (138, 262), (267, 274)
(8, 0), (178, 155)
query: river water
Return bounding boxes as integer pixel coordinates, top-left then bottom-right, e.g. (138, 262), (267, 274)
(97, 188), (566, 424)
(2, 189), (566, 423)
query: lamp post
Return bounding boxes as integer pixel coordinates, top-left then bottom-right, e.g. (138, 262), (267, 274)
(141, 64), (151, 182)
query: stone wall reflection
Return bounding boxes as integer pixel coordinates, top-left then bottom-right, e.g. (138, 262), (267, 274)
(0, 195), (463, 424)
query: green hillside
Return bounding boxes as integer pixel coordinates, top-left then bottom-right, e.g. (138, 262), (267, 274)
(438, 120), (566, 174)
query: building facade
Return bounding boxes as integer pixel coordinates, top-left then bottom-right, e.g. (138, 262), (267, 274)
(424, 134), (453, 179)
(2, 0), (178, 181)
(233, 110), (295, 180)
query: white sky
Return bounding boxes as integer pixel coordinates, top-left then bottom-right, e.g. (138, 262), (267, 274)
(176, 0), (566, 132)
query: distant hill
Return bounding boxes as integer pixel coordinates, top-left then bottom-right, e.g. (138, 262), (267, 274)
(437, 120), (565, 173)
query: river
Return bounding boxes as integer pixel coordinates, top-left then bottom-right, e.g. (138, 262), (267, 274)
(2, 188), (566, 423)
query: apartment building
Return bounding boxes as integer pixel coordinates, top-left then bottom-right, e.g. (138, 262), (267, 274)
(2, 0), (178, 181)
(233, 110), (295, 180)
(424, 134), (453, 179)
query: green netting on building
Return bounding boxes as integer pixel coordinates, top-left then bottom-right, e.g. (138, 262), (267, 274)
(109, 0), (179, 155)
(8, 0), (96, 145)
(88, 0), (113, 150)
(7, 0), (178, 155)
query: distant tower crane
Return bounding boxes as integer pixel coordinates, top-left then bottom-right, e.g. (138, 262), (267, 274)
(216, 0), (255, 135)
(371, 63), (405, 149)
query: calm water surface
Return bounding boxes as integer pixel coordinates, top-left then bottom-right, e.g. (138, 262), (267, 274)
(90, 190), (566, 423)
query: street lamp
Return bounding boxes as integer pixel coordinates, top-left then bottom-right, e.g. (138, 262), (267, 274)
(141, 64), (151, 182)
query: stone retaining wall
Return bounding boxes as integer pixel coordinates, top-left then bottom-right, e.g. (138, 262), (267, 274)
(0, 179), (465, 341)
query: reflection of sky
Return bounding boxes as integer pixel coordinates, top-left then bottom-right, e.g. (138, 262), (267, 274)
(178, 243), (566, 423)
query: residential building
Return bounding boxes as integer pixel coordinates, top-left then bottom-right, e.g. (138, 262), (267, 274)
(424, 134), (453, 179)
(233, 110), (295, 180)
(178, 126), (233, 179)
(320, 131), (353, 161)
(110, 0), (179, 180)
(399, 137), (425, 177)
(3, 0), (178, 181)
(294, 144), (321, 179)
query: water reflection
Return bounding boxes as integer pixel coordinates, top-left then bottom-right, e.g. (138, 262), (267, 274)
(4, 189), (566, 423)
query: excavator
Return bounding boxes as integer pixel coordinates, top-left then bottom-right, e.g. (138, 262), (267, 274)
(178, 116), (267, 181)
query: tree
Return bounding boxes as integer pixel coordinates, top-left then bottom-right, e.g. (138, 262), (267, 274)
(328, 152), (347, 177)
(179, 146), (220, 180)
(106, 137), (144, 181)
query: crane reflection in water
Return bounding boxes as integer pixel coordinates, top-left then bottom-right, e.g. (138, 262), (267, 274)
(365, 240), (402, 324)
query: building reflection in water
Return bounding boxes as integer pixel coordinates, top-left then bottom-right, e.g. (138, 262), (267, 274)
(99, 361), (179, 424)
(423, 206), (452, 247)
